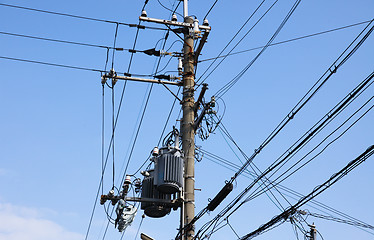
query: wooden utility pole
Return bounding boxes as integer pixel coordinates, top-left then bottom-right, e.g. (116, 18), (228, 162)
(181, 13), (196, 240)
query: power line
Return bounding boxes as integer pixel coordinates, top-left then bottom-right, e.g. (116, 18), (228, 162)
(198, 19), (373, 63)
(203, 0), (219, 20)
(0, 55), (103, 72)
(193, 29), (374, 237)
(0, 55), (154, 77)
(0, 2), (167, 30)
(239, 145), (374, 240)
(200, 71), (374, 239)
(0, 30), (125, 50)
(196, 0), (272, 86)
(214, 0), (302, 97)
(199, 148), (374, 236)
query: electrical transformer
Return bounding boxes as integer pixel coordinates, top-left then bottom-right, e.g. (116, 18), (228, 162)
(140, 169), (171, 218)
(154, 146), (184, 194)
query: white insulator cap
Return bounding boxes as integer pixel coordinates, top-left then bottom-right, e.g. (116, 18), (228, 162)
(152, 147), (159, 156)
(203, 19), (209, 26)
(124, 175), (131, 184)
(171, 14), (177, 22)
(193, 19), (200, 33)
(141, 10), (147, 17)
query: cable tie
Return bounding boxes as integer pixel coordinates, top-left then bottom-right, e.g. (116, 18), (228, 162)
(137, 25), (146, 29)
(128, 49), (137, 53)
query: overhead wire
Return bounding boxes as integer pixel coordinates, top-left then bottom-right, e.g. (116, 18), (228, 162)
(197, 19), (373, 63)
(203, 0), (219, 20)
(0, 30), (125, 50)
(214, 0), (302, 97)
(239, 145), (374, 240)
(98, 2), (181, 239)
(0, 2), (167, 31)
(247, 90), (374, 203)
(202, 71), (374, 238)
(192, 19), (374, 239)
(85, 1), (151, 239)
(247, 93), (374, 202)
(198, 148), (374, 236)
(195, 0), (270, 86)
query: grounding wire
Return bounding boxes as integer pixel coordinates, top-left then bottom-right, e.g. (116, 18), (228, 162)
(198, 19), (373, 63)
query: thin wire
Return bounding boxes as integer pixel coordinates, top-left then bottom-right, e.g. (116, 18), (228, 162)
(199, 148), (374, 235)
(111, 24), (119, 70)
(0, 55), (103, 72)
(198, 19), (373, 63)
(215, 0), (302, 97)
(203, 0), (219, 20)
(196, 0), (269, 85)
(133, 215), (145, 240)
(0, 2), (167, 30)
(0, 30), (124, 50)
(157, 0), (183, 18)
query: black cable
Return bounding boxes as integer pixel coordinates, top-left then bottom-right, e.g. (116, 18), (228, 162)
(157, 0), (183, 18)
(199, 148), (374, 236)
(196, 0), (269, 86)
(227, 19), (374, 184)
(239, 146), (374, 240)
(203, 0), (219, 20)
(198, 19), (373, 63)
(0, 55), (103, 72)
(111, 24), (119, 70)
(87, 2), (151, 239)
(0, 55), (154, 77)
(214, 0), (302, 97)
(0, 2), (167, 30)
(248, 93), (374, 203)
(206, 72), (374, 238)
(0, 30), (125, 50)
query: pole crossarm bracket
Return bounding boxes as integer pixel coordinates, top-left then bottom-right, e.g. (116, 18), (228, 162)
(139, 16), (211, 31)
(102, 74), (182, 86)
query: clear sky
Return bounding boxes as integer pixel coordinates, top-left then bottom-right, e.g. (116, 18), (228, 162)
(0, 0), (373, 240)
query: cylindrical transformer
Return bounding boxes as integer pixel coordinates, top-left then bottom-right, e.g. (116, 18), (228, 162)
(154, 147), (184, 194)
(141, 169), (171, 218)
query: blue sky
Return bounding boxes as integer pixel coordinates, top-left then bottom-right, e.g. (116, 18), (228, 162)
(0, 0), (373, 240)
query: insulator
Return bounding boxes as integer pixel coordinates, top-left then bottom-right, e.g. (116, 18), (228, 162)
(124, 175), (131, 184)
(141, 10), (147, 17)
(178, 57), (183, 75)
(152, 147), (159, 156)
(171, 14), (177, 22)
(203, 19), (209, 26)
(193, 19), (200, 38)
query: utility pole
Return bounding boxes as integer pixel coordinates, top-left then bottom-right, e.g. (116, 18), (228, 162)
(181, 11), (196, 240)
